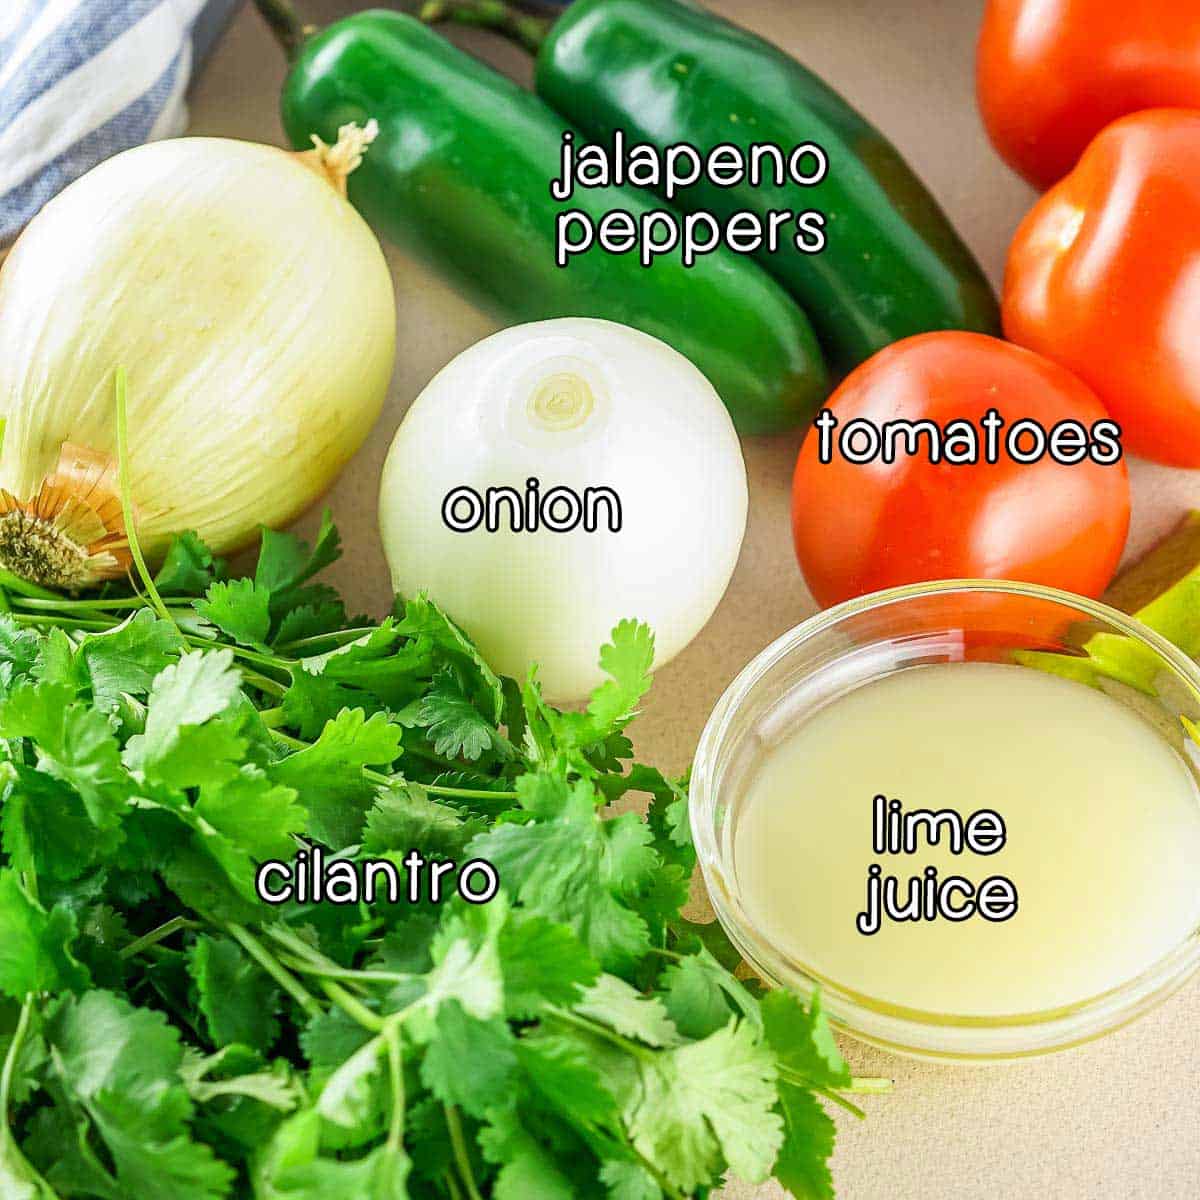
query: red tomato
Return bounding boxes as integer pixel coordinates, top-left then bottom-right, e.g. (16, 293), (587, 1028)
(1003, 109), (1200, 467)
(791, 333), (1130, 609)
(977, 1), (1200, 190)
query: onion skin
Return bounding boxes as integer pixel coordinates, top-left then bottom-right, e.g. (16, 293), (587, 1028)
(379, 318), (748, 701)
(0, 135), (395, 575)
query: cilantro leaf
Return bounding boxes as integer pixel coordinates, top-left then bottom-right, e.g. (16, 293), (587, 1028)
(760, 991), (849, 1200)
(554, 621), (655, 751)
(79, 609), (184, 712)
(602, 764), (694, 874)
(363, 782), (483, 860)
(760, 990), (850, 1092)
(516, 1031), (619, 1128)
(255, 510), (342, 600)
(315, 1034), (387, 1130)
(274, 601), (348, 648)
(497, 913), (599, 1018)
(269, 709), (402, 847)
(600, 1160), (662, 1200)
(194, 768), (306, 863)
(772, 1084), (838, 1200)
(154, 531), (226, 595)
(181, 1047), (301, 1112)
(1, 765), (98, 882)
(574, 975), (680, 1048)
(301, 1008), (375, 1072)
(587, 620), (655, 736)
(124, 650), (245, 786)
(479, 1103), (576, 1200)
(660, 947), (759, 1040)
(188, 936), (281, 1050)
(196, 580), (273, 649)
(43, 991), (235, 1200)
(281, 670), (379, 740)
(0, 870), (89, 997)
(417, 900), (507, 1028)
(257, 1109), (411, 1200)
(31, 628), (86, 695)
(625, 1019), (782, 1192)
(419, 1001), (517, 1118)
(469, 773), (657, 971)
(0, 615), (40, 684)
(0, 682), (128, 833)
(395, 594), (505, 724)
(416, 669), (510, 762)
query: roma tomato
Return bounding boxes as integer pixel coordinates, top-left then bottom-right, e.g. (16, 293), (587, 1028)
(977, 1), (1200, 190)
(791, 333), (1130, 609)
(1003, 110), (1200, 467)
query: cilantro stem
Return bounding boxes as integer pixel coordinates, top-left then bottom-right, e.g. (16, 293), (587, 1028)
(274, 626), (380, 654)
(628, 1146), (685, 1200)
(265, 728), (518, 801)
(802, 1078), (866, 1119)
(257, 706), (287, 729)
(425, 782), (517, 801)
(262, 923), (328, 962)
(10, 595), (188, 612)
(226, 923), (323, 1019)
(267, 926), (412, 993)
(119, 916), (201, 959)
(0, 568), (60, 601)
(276, 952), (414, 990)
(114, 367), (178, 632)
(444, 1172), (465, 1200)
(8, 612), (116, 632)
(0, 997), (32, 1123)
(240, 668), (288, 699)
(385, 1022), (405, 1152)
(263, 928), (377, 992)
(321, 980), (385, 1033)
(544, 1006), (656, 1062)
(0, 997), (57, 1199)
(268, 728), (307, 752)
(221, 643), (292, 672)
(4, 607), (287, 700)
(845, 1076), (893, 1094)
(444, 1105), (484, 1200)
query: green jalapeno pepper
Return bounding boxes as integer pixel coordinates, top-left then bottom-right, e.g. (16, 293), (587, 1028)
(278, 10), (827, 434)
(533, 0), (1000, 371)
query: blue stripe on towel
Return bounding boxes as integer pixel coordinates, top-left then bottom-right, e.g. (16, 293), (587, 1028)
(0, 0), (163, 132)
(0, 0), (238, 245)
(0, 41), (186, 244)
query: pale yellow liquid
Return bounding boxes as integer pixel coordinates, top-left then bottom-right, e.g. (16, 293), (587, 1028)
(734, 662), (1200, 1017)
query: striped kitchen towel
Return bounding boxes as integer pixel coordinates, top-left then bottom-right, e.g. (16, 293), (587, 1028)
(0, 0), (241, 246)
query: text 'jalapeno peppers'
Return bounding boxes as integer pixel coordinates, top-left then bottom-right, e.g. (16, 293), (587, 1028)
(534, 0), (1000, 371)
(279, 11), (826, 435)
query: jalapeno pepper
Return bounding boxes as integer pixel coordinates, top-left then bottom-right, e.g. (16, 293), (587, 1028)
(278, 10), (826, 434)
(533, 0), (1000, 371)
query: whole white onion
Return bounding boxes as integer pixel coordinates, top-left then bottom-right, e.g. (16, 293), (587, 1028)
(0, 127), (395, 588)
(379, 318), (748, 700)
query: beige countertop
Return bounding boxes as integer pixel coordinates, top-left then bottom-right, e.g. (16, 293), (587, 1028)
(190, 3), (1200, 1196)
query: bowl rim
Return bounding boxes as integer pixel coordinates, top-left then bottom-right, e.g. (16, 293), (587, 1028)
(688, 578), (1200, 1062)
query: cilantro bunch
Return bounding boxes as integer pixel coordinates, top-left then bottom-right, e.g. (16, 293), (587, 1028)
(0, 513), (878, 1200)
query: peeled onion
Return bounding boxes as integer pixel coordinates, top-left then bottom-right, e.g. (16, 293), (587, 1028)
(0, 126), (395, 588)
(379, 318), (748, 700)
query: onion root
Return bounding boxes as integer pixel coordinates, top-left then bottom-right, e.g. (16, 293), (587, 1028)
(0, 443), (131, 589)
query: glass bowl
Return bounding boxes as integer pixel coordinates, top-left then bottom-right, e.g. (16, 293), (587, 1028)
(689, 580), (1200, 1063)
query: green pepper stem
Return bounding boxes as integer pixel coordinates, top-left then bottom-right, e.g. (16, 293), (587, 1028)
(419, 0), (552, 55)
(251, 0), (315, 60)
